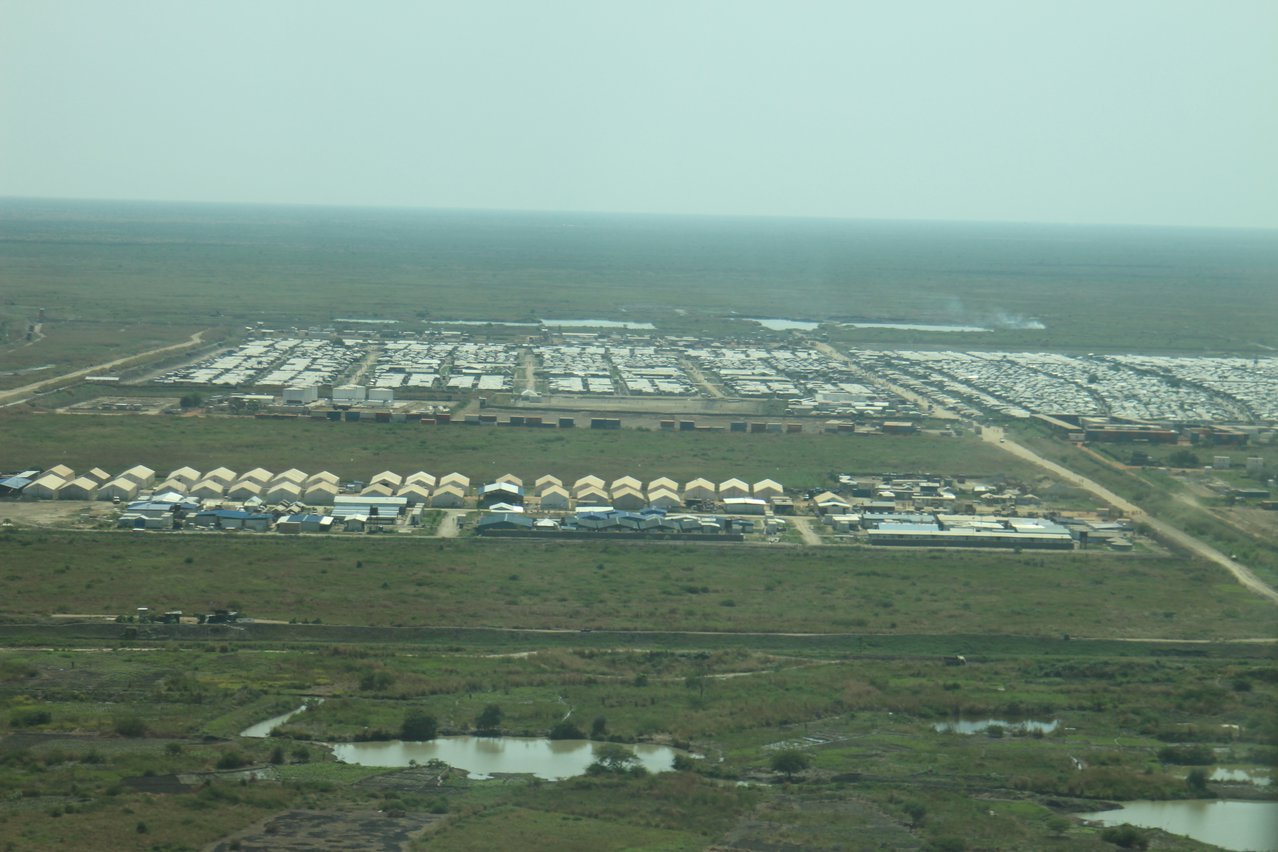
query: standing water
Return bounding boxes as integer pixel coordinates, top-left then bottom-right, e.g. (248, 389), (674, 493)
(330, 736), (679, 780)
(1079, 800), (1278, 852)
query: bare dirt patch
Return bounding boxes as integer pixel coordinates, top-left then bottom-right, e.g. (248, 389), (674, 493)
(715, 794), (920, 851)
(206, 809), (443, 851)
(0, 500), (110, 528)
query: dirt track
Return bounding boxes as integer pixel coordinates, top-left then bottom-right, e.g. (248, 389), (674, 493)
(0, 329), (208, 407)
(981, 426), (1278, 606)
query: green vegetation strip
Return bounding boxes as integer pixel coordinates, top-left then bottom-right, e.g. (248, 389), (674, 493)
(0, 410), (1041, 485)
(1, 531), (1273, 640)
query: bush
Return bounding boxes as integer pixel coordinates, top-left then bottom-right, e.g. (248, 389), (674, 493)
(401, 710), (437, 742)
(9, 708), (51, 728)
(548, 720), (584, 740)
(1100, 824), (1149, 849)
(1157, 745), (1214, 765)
(114, 715), (147, 737)
(216, 750), (250, 770)
(359, 670), (396, 692)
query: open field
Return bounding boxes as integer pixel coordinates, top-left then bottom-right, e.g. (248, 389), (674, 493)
(1006, 422), (1278, 590)
(0, 410), (1046, 486)
(3, 200), (1276, 849)
(1, 531), (1272, 640)
(0, 321), (211, 392)
(2, 200), (1275, 353)
(0, 634), (1272, 850)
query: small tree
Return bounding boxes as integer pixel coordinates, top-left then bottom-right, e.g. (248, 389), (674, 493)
(548, 719), (584, 740)
(1100, 824), (1149, 850)
(475, 704), (503, 734)
(114, 714), (147, 738)
(401, 710), (438, 742)
(590, 715), (608, 739)
(769, 749), (810, 780)
(587, 743), (642, 775)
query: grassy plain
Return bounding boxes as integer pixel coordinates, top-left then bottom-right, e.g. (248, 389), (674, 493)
(0, 637), (1271, 851)
(1, 531), (1273, 640)
(1006, 422), (1278, 589)
(0, 321), (210, 391)
(0, 410), (1046, 486)
(2, 200), (1274, 353)
(2, 200), (1275, 848)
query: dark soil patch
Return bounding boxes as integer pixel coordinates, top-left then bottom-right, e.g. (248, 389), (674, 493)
(207, 809), (442, 851)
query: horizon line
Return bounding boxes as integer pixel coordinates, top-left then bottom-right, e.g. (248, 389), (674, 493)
(1, 193), (1275, 234)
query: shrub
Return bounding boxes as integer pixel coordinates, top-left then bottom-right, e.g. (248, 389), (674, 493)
(9, 708), (51, 728)
(548, 720), (584, 740)
(216, 750), (250, 770)
(401, 710), (437, 742)
(114, 715), (147, 737)
(1157, 745), (1214, 765)
(1100, 824), (1149, 849)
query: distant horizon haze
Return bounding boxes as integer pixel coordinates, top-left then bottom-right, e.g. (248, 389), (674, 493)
(2, 194), (1275, 234)
(2, 1), (1276, 230)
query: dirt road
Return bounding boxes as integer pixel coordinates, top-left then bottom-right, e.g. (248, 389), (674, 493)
(790, 516), (824, 546)
(0, 329), (210, 407)
(434, 510), (466, 538)
(981, 426), (1278, 605)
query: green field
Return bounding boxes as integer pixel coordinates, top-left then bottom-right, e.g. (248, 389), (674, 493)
(0, 320), (213, 392)
(1, 200), (1274, 353)
(1006, 422), (1278, 589)
(2, 201), (1276, 849)
(0, 632), (1272, 851)
(0, 410), (1044, 487)
(1, 530), (1273, 640)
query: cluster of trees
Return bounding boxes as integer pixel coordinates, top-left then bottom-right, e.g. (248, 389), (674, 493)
(393, 704), (816, 782)
(398, 703), (505, 742)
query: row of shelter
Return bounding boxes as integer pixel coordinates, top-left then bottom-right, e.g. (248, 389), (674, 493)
(4, 466), (786, 513)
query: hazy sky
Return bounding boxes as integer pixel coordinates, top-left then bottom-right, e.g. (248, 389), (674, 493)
(2, 0), (1276, 228)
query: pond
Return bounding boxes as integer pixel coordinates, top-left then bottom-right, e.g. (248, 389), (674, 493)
(239, 706), (680, 781)
(540, 319), (656, 329)
(932, 718), (1059, 735)
(1079, 799), (1278, 852)
(330, 736), (680, 780)
(842, 321), (992, 333)
(746, 318), (820, 331)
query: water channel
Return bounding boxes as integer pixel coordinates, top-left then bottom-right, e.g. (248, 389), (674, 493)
(1079, 799), (1278, 852)
(240, 704), (313, 739)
